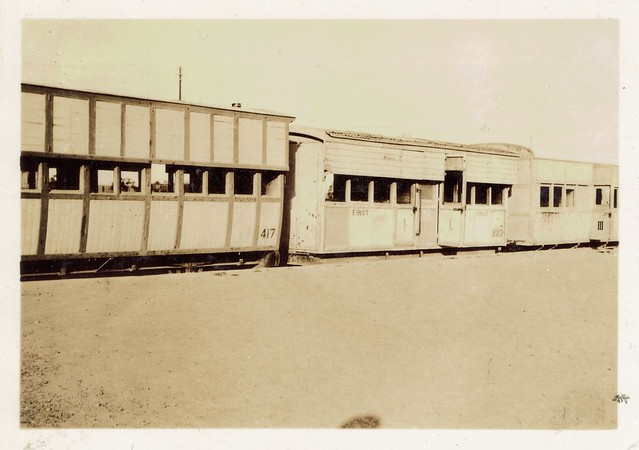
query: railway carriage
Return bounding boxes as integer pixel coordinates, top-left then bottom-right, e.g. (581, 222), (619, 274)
(591, 163), (619, 243)
(20, 84), (618, 276)
(20, 84), (294, 274)
(504, 143), (619, 246)
(286, 127), (521, 258)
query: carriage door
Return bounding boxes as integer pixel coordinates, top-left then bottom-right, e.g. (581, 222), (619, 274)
(592, 185), (611, 242)
(610, 187), (619, 241)
(437, 157), (465, 246)
(414, 182), (439, 247)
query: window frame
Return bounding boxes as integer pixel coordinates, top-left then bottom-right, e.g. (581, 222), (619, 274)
(21, 157), (41, 192)
(540, 184), (551, 208)
(47, 160), (83, 193)
(233, 169), (256, 197)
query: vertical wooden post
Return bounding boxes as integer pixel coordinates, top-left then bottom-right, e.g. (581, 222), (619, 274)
(225, 171), (235, 248)
(141, 166), (152, 253)
(174, 169), (184, 250)
(45, 94), (53, 153)
(184, 107), (190, 161)
(79, 164), (91, 253)
(390, 182), (397, 205)
(202, 169), (209, 196)
(233, 114), (239, 164)
(262, 117), (267, 166)
(120, 103), (126, 158)
(253, 172), (263, 247)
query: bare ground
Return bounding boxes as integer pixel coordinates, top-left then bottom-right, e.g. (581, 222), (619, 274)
(20, 247), (617, 429)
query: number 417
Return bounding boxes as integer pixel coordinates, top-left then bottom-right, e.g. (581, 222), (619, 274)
(260, 228), (276, 239)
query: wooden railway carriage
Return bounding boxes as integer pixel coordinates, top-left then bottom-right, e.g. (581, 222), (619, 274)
(20, 84), (294, 274)
(437, 143), (520, 248)
(505, 143), (619, 246)
(286, 127), (520, 256)
(591, 163), (619, 243)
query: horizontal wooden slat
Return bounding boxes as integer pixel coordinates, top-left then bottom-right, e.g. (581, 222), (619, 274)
(52, 97), (89, 155)
(155, 108), (185, 160)
(21, 93), (46, 152)
(213, 115), (234, 164)
(189, 111), (211, 163)
(238, 117), (263, 165)
(465, 153), (518, 185)
(325, 141), (445, 181)
(266, 121), (287, 168)
(95, 101), (121, 157)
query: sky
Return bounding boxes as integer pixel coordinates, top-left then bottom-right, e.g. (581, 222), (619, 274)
(21, 19), (619, 163)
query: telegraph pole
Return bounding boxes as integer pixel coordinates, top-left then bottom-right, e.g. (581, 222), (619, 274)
(178, 66), (182, 101)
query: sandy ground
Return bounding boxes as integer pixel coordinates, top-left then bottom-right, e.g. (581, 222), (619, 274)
(20, 247), (617, 429)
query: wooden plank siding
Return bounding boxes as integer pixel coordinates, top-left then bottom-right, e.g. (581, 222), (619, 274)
(238, 117), (263, 166)
(44, 199), (83, 254)
(464, 153), (519, 185)
(180, 201), (229, 250)
(21, 92), (46, 152)
(21, 85), (293, 170)
(534, 159), (594, 185)
(86, 200), (146, 253)
(21, 199), (41, 255)
(324, 141), (445, 181)
(20, 84), (292, 263)
(95, 100), (122, 157)
(189, 111), (211, 163)
(52, 96), (90, 155)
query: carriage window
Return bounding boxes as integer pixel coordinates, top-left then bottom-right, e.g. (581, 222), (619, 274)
(474, 184), (489, 205)
(420, 183), (436, 201)
(491, 186), (503, 205)
(208, 169), (227, 195)
(151, 164), (174, 193)
(90, 162), (143, 194)
(350, 176), (369, 202)
(48, 161), (81, 191)
(595, 186), (609, 207)
(328, 175), (347, 202)
(540, 186), (550, 207)
(234, 170), (254, 195)
(184, 167), (204, 194)
(397, 180), (413, 204)
(373, 178), (391, 203)
(120, 169), (142, 193)
(261, 172), (280, 197)
(595, 188), (603, 206)
(553, 186), (563, 207)
(91, 167), (115, 193)
(565, 187), (575, 207)
(21, 158), (38, 190)
(443, 171), (462, 204)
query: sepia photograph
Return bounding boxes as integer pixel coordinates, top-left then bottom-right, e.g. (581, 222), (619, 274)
(4, 2), (639, 449)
